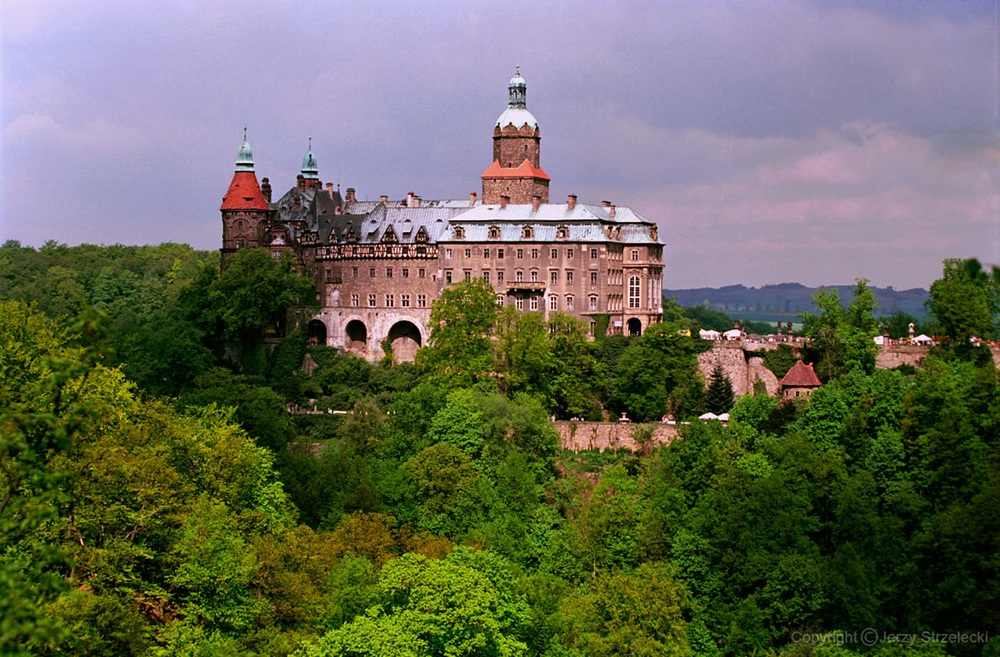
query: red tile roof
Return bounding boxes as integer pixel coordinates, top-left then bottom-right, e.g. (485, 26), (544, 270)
(481, 159), (551, 181)
(780, 360), (822, 388)
(221, 171), (270, 211)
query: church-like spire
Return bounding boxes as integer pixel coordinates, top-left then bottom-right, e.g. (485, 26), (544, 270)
(300, 136), (319, 181)
(235, 126), (255, 171)
(507, 65), (526, 108)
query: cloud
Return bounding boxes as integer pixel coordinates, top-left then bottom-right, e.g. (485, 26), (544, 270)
(1, 0), (995, 288)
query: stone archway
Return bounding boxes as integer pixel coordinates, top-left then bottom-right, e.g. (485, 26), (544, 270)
(627, 318), (642, 337)
(307, 319), (327, 345)
(345, 319), (368, 356)
(386, 320), (422, 363)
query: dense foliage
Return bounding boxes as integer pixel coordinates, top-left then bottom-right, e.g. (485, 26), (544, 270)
(1, 243), (998, 656)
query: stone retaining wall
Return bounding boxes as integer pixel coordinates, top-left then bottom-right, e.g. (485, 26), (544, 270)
(555, 421), (678, 452)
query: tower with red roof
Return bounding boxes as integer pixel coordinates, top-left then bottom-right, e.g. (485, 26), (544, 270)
(780, 361), (823, 400)
(220, 129), (271, 262)
(481, 67), (551, 204)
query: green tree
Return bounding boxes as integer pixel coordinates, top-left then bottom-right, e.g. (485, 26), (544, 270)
(179, 368), (295, 452)
(300, 548), (532, 657)
(927, 258), (996, 343)
(551, 562), (691, 657)
(608, 322), (707, 421)
(802, 280), (878, 380)
(403, 443), (493, 537)
(493, 308), (554, 399)
(882, 311), (920, 339)
(705, 365), (734, 414)
(418, 279), (497, 385)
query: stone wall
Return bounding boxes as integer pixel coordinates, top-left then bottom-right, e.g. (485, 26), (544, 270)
(697, 342), (779, 397)
(875, 344), (929, 369)
(555, 421), (678, 452)
(748, 356), (781, 395)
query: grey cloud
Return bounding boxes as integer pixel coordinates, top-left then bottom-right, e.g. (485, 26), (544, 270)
(1, 0), (995, 288)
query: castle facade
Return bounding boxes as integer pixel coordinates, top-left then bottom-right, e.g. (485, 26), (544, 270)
(219, 69), (664, 362)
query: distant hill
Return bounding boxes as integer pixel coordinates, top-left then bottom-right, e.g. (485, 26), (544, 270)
(665, 283), (929, 322)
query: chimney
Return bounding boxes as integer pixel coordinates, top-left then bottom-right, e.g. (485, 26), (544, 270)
(469, 191), (478, 206)
(406, 191), (415, 207)
(413, 195), (422, 208)
(261, 177), (272, 202)
(379, 194), (389, 204)
(609, 203), (616, 218)
(499, 194), (510, 209)
(346, 187), (357, 204)
(325, 182), (335, 199)
(567, 194), (577, 209)
(531, 194), (541, 213)
(601, 200), (611, 208)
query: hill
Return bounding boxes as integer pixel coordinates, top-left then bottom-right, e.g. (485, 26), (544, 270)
(665, 282), (929, 322)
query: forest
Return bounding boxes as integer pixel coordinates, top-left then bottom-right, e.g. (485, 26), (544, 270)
(1, 240), (998, 657)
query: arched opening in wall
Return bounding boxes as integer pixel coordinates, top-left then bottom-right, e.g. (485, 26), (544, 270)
(345, 320), (368, 355)
(307, 319), (327, 346)
(627, 318), (642, 337)
(387, 320), (422, 363)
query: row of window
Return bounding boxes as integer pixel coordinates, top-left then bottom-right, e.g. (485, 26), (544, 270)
(444, 269), (603, 285)
(334, 280), (644, 311)
(445, 246), (646, 262)
(445, 246), (604, 261)
(326, 266), (429, 282)
(489, 281), (641, 313)
(344, 293), (429, 308)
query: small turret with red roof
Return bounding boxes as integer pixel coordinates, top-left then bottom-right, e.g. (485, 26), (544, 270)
(780, 360), (823, 400)
(220, 129), (271, 262)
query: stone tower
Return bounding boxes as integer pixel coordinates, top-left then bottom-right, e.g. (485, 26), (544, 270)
(220, 129), (271, 262)
(481, 67), (550, 203)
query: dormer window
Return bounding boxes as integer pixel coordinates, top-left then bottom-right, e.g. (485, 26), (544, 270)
(556, 225), (568, 239)
(382, 225), (398, 243)
(488, 225), (501, 240)
(453, 226), (465, 240)
(522, 225), (534, 239)
(415, 226), (429, 243)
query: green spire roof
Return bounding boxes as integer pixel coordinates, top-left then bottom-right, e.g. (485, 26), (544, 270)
(301, 136), (319, 180)
(235, 127), (254, 171)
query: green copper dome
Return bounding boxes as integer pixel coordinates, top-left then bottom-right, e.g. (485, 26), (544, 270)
(301, 137), (319, 180)
(235, 127), (254, 171)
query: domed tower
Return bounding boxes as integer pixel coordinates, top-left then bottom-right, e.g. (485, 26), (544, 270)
(298, 137), (322, 190)
(220, 129), (271, 262)
(481, 67), (550, 204)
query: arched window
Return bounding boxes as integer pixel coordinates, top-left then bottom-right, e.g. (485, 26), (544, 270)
(522, 225), (534, 239)
(589, 295), (599, 311)
(530, 270), (539, 282)
(556, 225), (568, 239)
(549, 295), (558, 311)
(565, 295), (574, 311)
(453, 226), (465, 240)
(488, 225), (500, 239)
(628, 275), (641, 309)
(515, 270), (524, 282)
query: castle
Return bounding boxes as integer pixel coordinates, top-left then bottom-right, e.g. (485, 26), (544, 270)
(219, 69), (665, 362)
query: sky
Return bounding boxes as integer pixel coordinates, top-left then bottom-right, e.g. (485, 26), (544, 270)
(1, 0), (997, 289)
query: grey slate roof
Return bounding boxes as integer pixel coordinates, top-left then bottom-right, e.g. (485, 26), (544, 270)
(451, 202), (649, 224)
(300, 199), (661, 247)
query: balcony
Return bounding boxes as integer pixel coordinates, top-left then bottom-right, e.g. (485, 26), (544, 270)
(506, 281), (546, 292)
